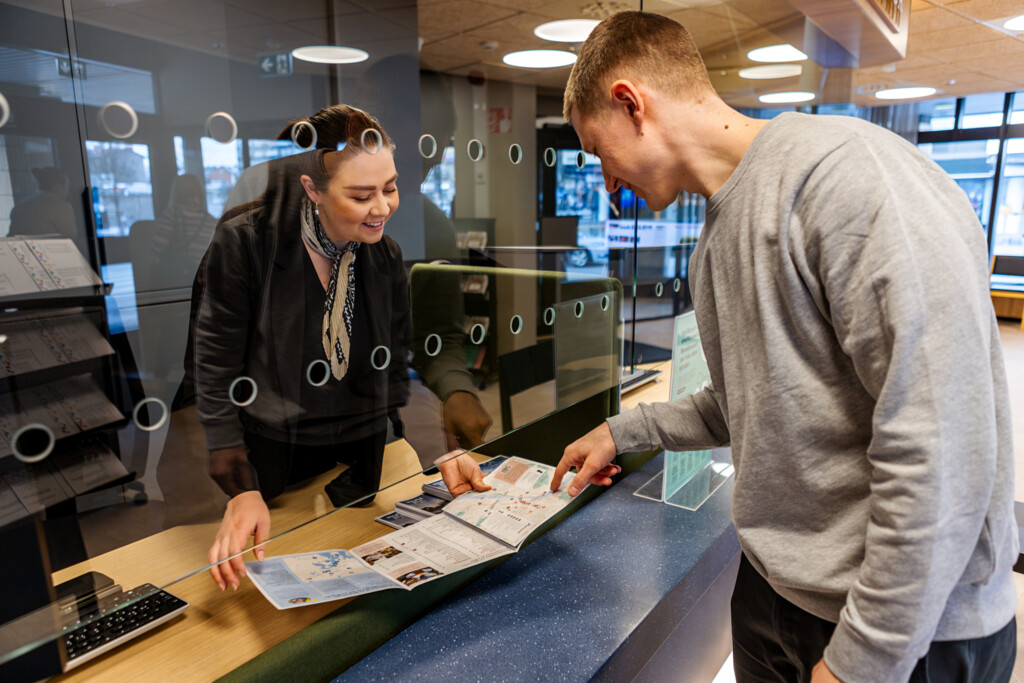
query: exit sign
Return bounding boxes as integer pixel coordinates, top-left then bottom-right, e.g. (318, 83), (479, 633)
(258, 53), (292, 78)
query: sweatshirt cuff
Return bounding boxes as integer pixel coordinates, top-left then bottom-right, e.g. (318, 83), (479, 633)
(824, 618), (917, 683)
(203, 420), (246, 452)
(606, 407), (653, 453)
(434, 372), (478, 402)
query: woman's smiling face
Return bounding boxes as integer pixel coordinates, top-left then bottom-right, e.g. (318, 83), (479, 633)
(301, 147), (399, 244)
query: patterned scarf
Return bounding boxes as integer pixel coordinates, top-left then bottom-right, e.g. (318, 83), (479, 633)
(301, 199), (359, 380)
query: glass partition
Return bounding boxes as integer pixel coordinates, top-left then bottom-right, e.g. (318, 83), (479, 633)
(4, 0), (1017, 676)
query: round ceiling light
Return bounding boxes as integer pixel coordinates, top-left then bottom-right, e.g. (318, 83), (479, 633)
(874, 86), (937, 100)
(292, 46), (369, 64)
(738, 64), (802, 80)
(758, 91), (814, 104)
(502, 50), (576, 68)
(533, 19), (599, 42)
(1003, 15), (1024, 31)
(747, 44), (807, 63)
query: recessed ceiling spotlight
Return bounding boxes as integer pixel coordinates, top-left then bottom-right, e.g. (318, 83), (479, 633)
(747, 44), (807, 63)
(534, 19), (600, 42)
(1003, 15), (1024, 31)
(502, 50), (576, 68)
(874, 86), (937, 100)
(292, 46), (369, 64)
(738, 64), (802, 80)
(758, 91), (814, 104)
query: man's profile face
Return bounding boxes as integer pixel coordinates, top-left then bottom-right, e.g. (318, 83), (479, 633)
(570, 102), (676, 212)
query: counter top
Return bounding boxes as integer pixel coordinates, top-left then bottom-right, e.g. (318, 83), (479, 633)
(336, 449), (738, 682)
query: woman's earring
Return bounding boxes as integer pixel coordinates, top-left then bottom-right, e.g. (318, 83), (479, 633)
(315, 202), (321, 216)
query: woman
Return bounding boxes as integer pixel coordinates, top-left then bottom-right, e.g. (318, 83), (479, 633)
(196, 105), (410, 591)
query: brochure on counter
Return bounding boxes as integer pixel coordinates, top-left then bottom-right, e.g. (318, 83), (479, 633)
(246, 456), (577, 609)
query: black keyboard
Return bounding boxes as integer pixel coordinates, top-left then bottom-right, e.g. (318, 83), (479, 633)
(61, 584), (188, 670)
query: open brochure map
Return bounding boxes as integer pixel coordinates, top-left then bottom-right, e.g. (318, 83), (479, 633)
(246, 456), (577, 609)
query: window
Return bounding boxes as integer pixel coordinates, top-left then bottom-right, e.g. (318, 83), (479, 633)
(247, 139), (302, 167)
(84, 140), (154, 237)
(993, 138), (1024, 258)
(200, 137), (243, 219)
(917, 98), (957, 132)
(1010, 91), (1024, 125)
(960, 92), (1005, 129)
(420, 145), (455, 218)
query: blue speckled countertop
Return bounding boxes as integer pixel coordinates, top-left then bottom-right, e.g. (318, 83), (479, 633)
(334, 452), (737, 682)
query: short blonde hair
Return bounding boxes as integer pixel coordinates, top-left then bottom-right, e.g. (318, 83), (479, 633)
(563, 11), (714, 121)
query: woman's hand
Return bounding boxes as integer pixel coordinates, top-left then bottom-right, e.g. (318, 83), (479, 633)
(442, 391), (493, 451)
(208, 490), (271, 591)
(435, 450), (493, 498)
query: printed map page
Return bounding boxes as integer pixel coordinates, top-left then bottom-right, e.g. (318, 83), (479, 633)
(443, 457), (577, 548)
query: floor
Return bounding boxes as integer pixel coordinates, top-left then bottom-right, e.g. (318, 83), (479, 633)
(712, 318), (1024, 683)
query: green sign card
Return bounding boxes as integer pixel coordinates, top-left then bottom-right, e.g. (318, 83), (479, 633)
(663, 312), (712, 499)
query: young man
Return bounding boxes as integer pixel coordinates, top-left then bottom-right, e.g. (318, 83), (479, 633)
(549, 11), (1017, 683)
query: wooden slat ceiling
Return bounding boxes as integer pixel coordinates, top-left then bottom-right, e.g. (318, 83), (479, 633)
(3, 0), (1023, 108)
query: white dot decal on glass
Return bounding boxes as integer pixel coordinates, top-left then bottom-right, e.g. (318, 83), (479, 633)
(467, 139), (484, 162)
(673, 278), (681, 292)
(229, 376), (258, 406)
(306, 359), (330, 386)
(509, 315), (523, 335)
(425, 334), (442, 357)
(576, 151), (586, 169)
(99, 101), (139, 139)
(655, 282), (664, 297)
(205, 111), (238, 144)
(133, 397), (169, 432)
(544, 147), (556, 167)
(574, 300), (584, 318)
(12, 424), (54, 464)
(371, 345), (391, 370)
(361, 128), (383, 155)
(0, 92), (9, 129)
(419, 134), (437, 159)
(544, 307), (556, 325)
(470, 323), (486, 344)
(601, 294), (610, 311)
(508, 144), (522, 165)
(291, 120), (317, 150)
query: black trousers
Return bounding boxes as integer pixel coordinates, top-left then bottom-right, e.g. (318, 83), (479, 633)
(244, 430), (386, 505)
(731, 554), (1016, 683)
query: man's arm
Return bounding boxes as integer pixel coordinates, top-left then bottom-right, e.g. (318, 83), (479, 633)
(552, 385), (730, 494)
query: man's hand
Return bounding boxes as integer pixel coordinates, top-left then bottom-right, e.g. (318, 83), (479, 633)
(435, 450), (492, 498)
(811, 658), (843, 683)
(208, 490), (270, 591)
(551, 423), (621, 496)
(442, 391), (492, 450)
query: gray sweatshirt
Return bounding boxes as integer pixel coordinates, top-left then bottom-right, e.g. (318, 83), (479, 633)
(608, 112), (1017, 682)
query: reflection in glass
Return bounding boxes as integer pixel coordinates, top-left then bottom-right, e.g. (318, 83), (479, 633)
(85, 140), (155, 237)
(509, 314), (523, 334)
(673, 278), (681, 292)
(544, 307), (556, 325)
(97, 100), (139, 139)
(11, 424), (55, 463)
(467, 139), (484, 162)
(576, 150), (586, 169)
(655, 282), (664, 297)
(205, 112), (238, 144)
(508, 144), (523, 165)
(132, 397), (168, 432)
(469, 323), (486, 344)
(544, 147), (557, 167)
(601, 294), (610, 311)
(574, 300), (584, 317)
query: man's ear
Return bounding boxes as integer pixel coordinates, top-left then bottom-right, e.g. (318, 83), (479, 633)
(609, 80), (645, 127)
(299, 174), (321, 204)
